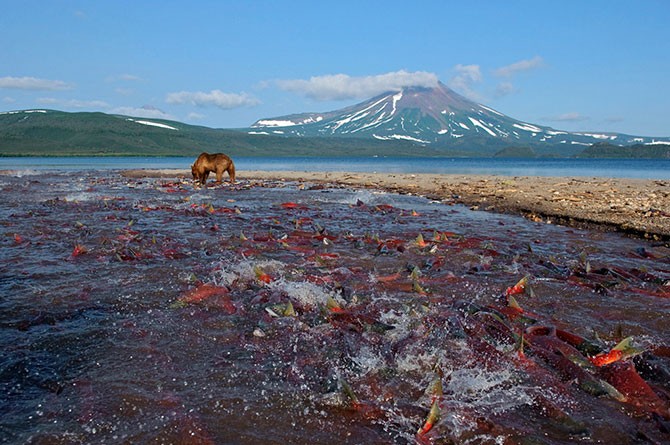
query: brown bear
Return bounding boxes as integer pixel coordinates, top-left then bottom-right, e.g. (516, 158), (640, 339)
(191, 152), (236, 185)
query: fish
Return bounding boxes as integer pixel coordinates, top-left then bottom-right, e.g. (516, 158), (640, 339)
(280, 202), (302, 209)
(413, 279), (429, 295)
(415, 233), (429, 248)
(340, 377), (361, 409)
(254, 266), (273, 284)
(416, 375), (443, 437)
(589, 337), (644, 367)
(71, 244), (88, 257)
(266, 301), (296, 318)
(505, 276), (529, 297)
(598, 361), (670, 418)
(339, 377), (388, 420)
(417, 399), (440, 437)
(375, 272), (403, 283)
(177, 283), (230, 305)
(525, 326), (626, 401)
(555, 329), (603, 357)
(325, 298), (394, 333)
(495, 295), (539, 324)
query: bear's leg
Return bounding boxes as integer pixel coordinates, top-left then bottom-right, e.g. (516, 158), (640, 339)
(215, 168), (223, 183)
(227, 162), (236, 183)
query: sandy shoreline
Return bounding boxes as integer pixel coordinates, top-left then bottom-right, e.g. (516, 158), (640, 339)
(121, 169), (670, 241)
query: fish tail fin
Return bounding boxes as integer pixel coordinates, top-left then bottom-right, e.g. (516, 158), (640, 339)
(340, 378), (360, 408)
(612, 336), (645, 358)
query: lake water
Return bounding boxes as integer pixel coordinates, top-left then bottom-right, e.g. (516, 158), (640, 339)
(1, 156), (669, 179)
(1, 171), (669, 444)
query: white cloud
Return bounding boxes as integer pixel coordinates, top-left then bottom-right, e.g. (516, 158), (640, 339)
(107, 74), (142, 82)
(115, 87), (134, 96)
(112, 105), (174, 120)
(275, 70), (439, 101)
(187, 112), (205, 120)
(494, 81), (516, 98)
(0, 76), (72, 91)
(119, 74), (141, 81)
(37, 97), (110, 108)
(447, 64), (483, 101)
(544, 112), (590, 122)
(166, 89), (260, 109)
(494, 56), (544, 78)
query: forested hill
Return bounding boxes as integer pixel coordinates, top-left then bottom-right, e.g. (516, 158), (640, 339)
(0, 109), (446, 157)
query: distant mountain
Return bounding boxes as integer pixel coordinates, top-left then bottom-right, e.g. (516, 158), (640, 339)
(250, 82), (670, 155)
(0, 109), (428, 157)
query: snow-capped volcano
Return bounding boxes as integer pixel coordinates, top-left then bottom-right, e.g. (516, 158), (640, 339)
(250, 82), (668, 150)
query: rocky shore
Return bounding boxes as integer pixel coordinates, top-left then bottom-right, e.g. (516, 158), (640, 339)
(121, 169), (670, 241)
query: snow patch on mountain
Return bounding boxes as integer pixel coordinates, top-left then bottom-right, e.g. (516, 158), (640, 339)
(0, 109), (48, 115)
(468, 117), (497, 137)
(513, 123), (542, 133)
(254, 119), (298, 127)
(127, 118), (178, 130)
(479, 105), (504, 116)
(373, 134), (429, 143)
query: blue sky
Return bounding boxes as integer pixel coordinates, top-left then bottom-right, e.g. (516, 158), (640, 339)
(1, 0), (669, 136)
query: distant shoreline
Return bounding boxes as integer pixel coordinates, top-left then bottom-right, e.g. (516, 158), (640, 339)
(121, 169), (670, 241)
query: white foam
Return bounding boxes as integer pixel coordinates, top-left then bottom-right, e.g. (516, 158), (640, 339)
(6, 169), (40, 177)
(63, 192), (100, 202)
(351, 345), (384, 376)
(212, 256), (344, 309)
(214, 258), (286, 287)
(280, 281), (341, 308)
(440, 366), (535, 436)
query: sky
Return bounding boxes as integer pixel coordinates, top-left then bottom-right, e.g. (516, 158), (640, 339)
(1, 0), (669, 137)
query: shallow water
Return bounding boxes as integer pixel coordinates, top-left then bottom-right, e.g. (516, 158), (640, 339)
(1, 172), (669, 444)
(2, 156), (670, 179)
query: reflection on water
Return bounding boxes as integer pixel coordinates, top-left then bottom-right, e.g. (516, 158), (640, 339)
(1, 156), (670, 178)
(1, 171), (669, 444)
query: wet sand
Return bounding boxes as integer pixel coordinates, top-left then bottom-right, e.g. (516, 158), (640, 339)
(122, 169), (670, 241)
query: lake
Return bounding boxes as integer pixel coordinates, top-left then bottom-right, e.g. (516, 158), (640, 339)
(1, 156), (669, 179)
